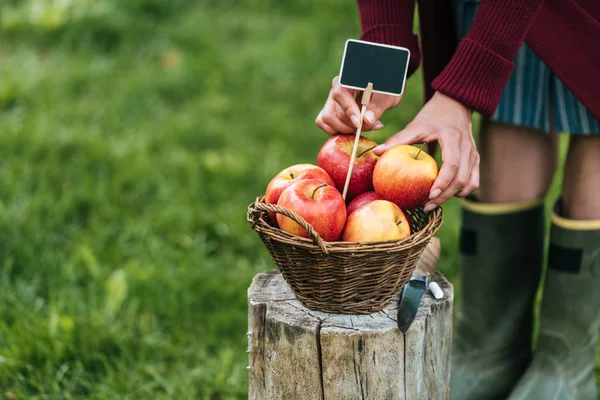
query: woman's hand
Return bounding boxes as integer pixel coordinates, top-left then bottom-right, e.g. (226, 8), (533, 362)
(315, 76), (401, 135)
(373, 92), (480, 211)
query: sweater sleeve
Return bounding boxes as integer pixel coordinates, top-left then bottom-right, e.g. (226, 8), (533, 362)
(356, 0), (421, 76)
(432, 0), (546, 116)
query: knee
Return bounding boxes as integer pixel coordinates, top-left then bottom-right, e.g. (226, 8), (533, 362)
(477, 120), (557, 204)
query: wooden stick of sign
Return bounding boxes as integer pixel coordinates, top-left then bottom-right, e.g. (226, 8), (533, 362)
(342, 82), (373, 200)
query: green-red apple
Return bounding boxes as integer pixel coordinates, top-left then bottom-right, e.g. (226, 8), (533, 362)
(373, 145), (439, 210)
(316, 134), (378, 200)
(346, 191), (414, 231)
(342, 200), (411, 242)
(276, 179), (346, 242)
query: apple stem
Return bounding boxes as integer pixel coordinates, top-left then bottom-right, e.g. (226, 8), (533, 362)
(289, 173), (294, 179)
(357, 146), (376, 158)
(397, 220), (403, 226)
(311, 183), (328, 199)
(416, 141), (428, 159)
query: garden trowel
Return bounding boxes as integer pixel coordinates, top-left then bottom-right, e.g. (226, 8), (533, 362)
(397, 237), (442, 333)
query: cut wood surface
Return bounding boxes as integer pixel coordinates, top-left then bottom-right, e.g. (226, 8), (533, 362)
(248, 239), (453, 400)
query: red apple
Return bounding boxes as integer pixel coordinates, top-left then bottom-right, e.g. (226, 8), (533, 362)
(276, 179), (346, 242)
(316, 134), (378, 200)
(373, 145), (439, 210)
(265, 164), (335, 223)
(346, 191), (380, 216)
(342, 200), (411, 242)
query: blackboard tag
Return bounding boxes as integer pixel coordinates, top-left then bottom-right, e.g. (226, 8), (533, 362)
(339, 39), (410, 96)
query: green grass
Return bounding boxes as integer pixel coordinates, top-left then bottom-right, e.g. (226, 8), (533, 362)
(0, 0), (594, 398)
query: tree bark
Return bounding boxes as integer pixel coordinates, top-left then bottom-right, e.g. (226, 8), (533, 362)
(248, 262), (453, 400)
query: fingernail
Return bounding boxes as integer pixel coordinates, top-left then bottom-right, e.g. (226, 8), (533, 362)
(429, 189), (441, 199)
(373, 122), (384, 130)
(365, 111), (375, 123)
(424, 203), (436, 212)
(351, 115), (359, 127)
(373, 145), (385, 155)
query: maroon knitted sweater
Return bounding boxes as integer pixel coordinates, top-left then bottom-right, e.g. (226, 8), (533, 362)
(358, 0), (600, 122)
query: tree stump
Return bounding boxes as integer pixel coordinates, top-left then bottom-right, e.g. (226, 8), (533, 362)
(247, 241), (454, 400)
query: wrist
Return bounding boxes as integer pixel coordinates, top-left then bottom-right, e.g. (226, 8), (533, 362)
(432, 91), (472, 116)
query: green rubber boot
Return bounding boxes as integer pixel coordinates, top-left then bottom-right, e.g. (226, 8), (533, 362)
(450, 198), (545, 400)
(508, 205), (600, 400)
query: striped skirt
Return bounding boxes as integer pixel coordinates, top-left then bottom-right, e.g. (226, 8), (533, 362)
(453, 0), (600, 135)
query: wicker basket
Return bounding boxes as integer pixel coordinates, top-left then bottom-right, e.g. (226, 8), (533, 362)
(247, 197), (443, 314)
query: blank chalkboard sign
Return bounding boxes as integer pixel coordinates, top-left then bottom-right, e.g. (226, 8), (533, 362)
(339, 39), (410, 96)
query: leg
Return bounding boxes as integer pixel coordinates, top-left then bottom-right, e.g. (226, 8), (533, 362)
(478, 119), (559, 203)
(561, 136), (600, 219)
(449, 1), (562, 397)
(509, 136), (600, 400)
(451, 120), (557, 400)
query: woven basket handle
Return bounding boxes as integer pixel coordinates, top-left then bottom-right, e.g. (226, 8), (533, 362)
(254, 201), (329, 254)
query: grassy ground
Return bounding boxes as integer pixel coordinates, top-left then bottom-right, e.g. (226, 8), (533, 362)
(0, 0), (594, 398)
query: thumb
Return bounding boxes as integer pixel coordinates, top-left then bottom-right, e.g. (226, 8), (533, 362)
(362, 93), (397, 128)
(363, 102), (384, 126)
(373, 127), (424, 155)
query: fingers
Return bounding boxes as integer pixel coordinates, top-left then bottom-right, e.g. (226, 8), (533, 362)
(331, 86), (361, 127)
(422, 131), (461, 211)
(375, 90), (476, 211)
(373, 126), (424, 155)
(315, 109), (336, 135)
(315, 76), (358, 135)
(424, 130), (479, 210)
(372, 123), (479, 210)
(321, 98), (356, 134)
(316, 100), (384, 135)
(363, 101), (383, 129)
(457, 151), (480, 197)
(427, 148), (470, 208)
(316, 76), (388, 135)
(334, 103), (357, 129)
(362, 93), (400, 131)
